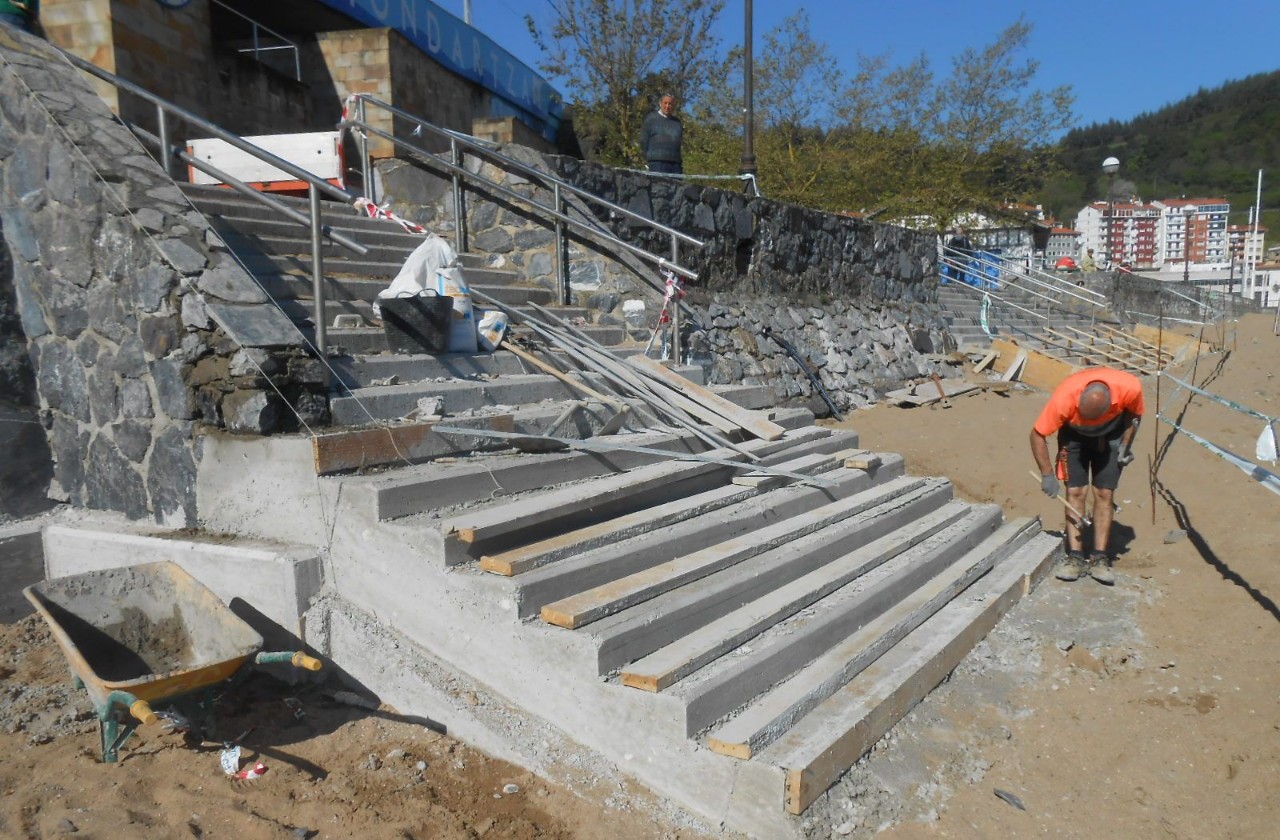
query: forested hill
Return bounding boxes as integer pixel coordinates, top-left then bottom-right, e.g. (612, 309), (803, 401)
(1039, 70), (1280, 229)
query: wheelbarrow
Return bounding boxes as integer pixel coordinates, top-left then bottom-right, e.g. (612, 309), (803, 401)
(23, 561), (322, 763)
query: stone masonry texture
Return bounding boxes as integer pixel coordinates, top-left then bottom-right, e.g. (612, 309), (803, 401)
(0, 27), (324, 526)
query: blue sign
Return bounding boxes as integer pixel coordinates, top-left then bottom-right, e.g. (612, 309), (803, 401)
(316, 0), (563, 141)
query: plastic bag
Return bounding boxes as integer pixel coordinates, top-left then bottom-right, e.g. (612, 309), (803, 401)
(476, 309), (508, 351)
(1257, 422), (1278, 464)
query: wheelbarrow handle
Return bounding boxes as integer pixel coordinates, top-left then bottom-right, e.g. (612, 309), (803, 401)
(253, 650), (324, 671)
(292, 652), (324, 672)
(105, 691), (159, 725)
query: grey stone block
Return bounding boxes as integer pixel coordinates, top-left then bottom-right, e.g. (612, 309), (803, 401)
(206, 302), (304, 348)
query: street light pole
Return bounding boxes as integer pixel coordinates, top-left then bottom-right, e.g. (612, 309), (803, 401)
(740, 0), (756, 182)
(1102, 157), (1119, 269)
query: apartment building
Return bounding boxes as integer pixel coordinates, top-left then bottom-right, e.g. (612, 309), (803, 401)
(1074, 201), (1161, 268)
(1152, 198), (1230, 268)
(1044, 227), (1082, 263)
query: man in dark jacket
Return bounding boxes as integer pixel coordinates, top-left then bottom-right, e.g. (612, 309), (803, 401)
(641, 93), (683, 175)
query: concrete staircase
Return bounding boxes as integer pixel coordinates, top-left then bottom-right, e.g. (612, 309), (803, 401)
(41, 187), (1063, 836)
(937, 281), (1167, 375)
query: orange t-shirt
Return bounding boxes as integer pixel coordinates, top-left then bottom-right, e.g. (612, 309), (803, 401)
(1033, 367), (1145, 438)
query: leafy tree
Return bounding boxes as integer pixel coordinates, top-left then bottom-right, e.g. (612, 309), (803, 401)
(526, 0), (724, 166)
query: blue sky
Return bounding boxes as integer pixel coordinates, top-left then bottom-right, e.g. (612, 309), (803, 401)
(441, 0), (1280, 130)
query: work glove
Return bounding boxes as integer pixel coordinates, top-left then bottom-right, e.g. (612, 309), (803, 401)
(1040, 473), (1060, 498)
(1116, 444), (1134, 468)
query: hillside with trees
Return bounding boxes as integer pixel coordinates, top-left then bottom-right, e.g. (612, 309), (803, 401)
(1034, 72), (1279, 230)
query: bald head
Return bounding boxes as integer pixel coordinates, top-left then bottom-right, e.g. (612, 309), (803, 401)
(1078, 382), (1112, 420)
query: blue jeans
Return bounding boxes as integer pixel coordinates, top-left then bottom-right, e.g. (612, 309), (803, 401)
(0, 12), (35, 33)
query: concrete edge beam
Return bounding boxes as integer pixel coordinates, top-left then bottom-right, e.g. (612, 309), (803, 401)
(41, 519), (323, 643)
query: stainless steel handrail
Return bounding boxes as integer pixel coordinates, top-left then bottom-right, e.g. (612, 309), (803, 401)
(343, 94), (702, 306)
(210, 0), (302, 81)
(61, 49), (367, 353)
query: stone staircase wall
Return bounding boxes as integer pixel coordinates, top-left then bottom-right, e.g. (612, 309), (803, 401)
(0, 29), (324, 527)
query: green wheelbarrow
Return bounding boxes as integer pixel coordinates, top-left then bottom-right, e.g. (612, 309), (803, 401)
(24, 561), (323, 763)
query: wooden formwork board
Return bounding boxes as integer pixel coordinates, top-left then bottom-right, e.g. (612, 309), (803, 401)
(1131, 323), (1207, 358)
(312, 416), (516, 474)
(989, 339), (1079, 392)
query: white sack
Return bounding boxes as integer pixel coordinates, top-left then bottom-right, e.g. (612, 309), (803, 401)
(373, 234), (458, 319)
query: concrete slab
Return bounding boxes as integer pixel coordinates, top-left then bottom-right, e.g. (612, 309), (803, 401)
(0, 519), (45, 622)
(41, 511), (323, 644)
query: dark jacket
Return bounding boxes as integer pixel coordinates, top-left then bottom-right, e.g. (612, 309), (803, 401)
(641, 110), (683, 166)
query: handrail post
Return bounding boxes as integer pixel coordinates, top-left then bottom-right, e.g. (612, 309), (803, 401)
(450, 137), (466, 253)
(554, 183), (568, 306)
(252, 23), (261, 64)
(670, 237), (681, 363)
(309, 184), (327, 355)
(156, 105), (173, 179)
(357, 98), (373, 202)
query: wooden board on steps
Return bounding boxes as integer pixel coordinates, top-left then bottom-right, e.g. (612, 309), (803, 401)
(989, 339), (1078, 392)
(312, 415), (516, 474)
(626, 355), (788, 441)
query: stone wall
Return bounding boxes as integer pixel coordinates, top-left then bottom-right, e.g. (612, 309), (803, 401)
(690, 297), (949, 413)
(1097, 273), (1261, 324)
(0, 27), (322, 526)
(374, 145), (950, 411)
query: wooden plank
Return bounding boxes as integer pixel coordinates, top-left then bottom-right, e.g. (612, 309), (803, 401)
(843, 451), (882, 471)
(504, 342), (623, 406)
(768, 530), (1059, 815)
(311, 415), (516, 474)
(627, 354), (788, 441)
(972, 349), (999, 373)
(1000, 349), (1027, 381)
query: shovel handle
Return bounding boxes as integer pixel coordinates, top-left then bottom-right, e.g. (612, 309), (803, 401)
(1027, 469), (1092, 526)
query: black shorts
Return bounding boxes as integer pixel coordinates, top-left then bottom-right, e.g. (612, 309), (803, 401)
(1058, 428), (1123, 490)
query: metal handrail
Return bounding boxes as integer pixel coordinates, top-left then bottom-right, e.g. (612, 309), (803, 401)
(61, 49), (367, 353)
(343, 94), (702, 302)
(210, 0), (302, 81)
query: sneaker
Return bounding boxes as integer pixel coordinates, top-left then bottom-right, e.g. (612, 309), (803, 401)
(1088, 552), (1115, 585)
(1056, 552), (1087, 582)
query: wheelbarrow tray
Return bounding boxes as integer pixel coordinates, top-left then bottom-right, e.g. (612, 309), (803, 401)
(23, 561), (263, 711)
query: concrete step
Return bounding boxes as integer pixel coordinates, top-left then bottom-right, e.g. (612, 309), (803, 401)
(509, 458), (906, 622)
(182, 183), (421, 232)
(578, 476), (953, 677)
(257, 272), (553, 305)
(660, 503), (1003, 738)
(321, 320), (628, 356)
(209, 215), (428, 252)
(754, 528), (1059, 815)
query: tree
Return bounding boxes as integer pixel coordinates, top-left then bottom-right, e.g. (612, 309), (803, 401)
(527, 0), (725, 166)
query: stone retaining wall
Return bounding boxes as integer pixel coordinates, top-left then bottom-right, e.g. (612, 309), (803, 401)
(0, 28), (323, 526)
(376, 145), (950, 411)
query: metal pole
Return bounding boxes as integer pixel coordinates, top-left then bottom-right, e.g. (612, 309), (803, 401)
(451, 137), (466, 253)
(357, 98), (373, 202)
(463, 0), (472, 24)
(309, 184), (328, 355)
(156, 105), (173, 179)
(252, 23), (261, 64)
(740, 0), (756, 180)
(554, 183), (567, 306)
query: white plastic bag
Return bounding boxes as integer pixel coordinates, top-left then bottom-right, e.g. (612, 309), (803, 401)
(1257, 422), (1278, 464)
(476, 309), (509, 351)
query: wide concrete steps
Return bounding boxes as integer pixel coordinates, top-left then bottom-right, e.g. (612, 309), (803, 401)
(48, 410), (1058, 831)
(389, 422), (1059, 816)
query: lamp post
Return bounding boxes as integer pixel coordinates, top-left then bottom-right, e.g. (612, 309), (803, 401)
(740, 0), (757, 182)
(1183, 205), (1195, 285)
(1102, 157), (1119, 269)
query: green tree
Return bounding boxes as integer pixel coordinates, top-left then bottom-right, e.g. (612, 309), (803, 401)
(527, 0), (725, 166)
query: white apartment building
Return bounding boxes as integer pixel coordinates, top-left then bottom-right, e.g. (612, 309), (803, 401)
(1152, 198), (1231, 269)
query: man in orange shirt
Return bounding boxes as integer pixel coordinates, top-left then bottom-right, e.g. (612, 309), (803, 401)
(1030, 367), (1145, 584)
